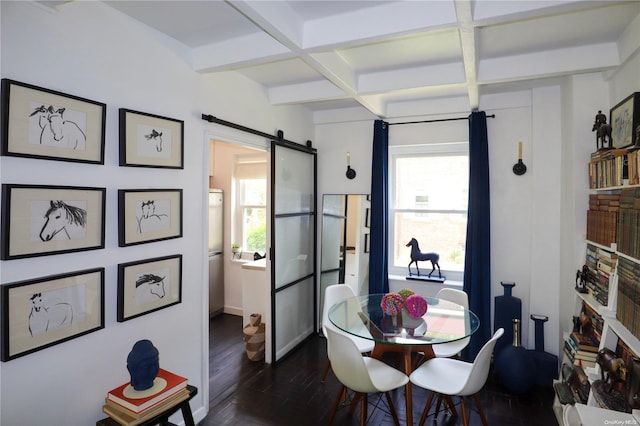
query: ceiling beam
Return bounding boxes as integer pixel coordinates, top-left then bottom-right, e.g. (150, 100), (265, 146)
(228, 0), (388, 117)
(454, 0), (479, 110)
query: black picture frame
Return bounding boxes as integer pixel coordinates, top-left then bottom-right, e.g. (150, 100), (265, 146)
(364, 233), (370, 253)
(118, 189), (183, 247)
(119, 108), (184, 169)
(117, 254), (183, 322)
(1, 184), (106, 260)
(365, 208), (371, 228)
(1, 268), (105, 361)
(1, 79), (106, 164)
(610, 92), (640, 149)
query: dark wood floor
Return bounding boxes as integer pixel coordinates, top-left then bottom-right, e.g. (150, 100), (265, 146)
(201, 314), (557, 426)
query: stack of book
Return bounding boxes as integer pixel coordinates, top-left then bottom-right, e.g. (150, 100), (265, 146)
(583, 243), (616, 306)
(617, 187), (640, 260)
(103, 368), (188, 426)
(588, 148), (629, 189)
(616, 256), (640, 339)
(564, 331), (600, 369)
(586, 194), (620, 248)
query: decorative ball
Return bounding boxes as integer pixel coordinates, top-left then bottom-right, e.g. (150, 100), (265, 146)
(397, 288), (415, 301)
(405, 294), (428, 318)
(380, 293), (404, 316)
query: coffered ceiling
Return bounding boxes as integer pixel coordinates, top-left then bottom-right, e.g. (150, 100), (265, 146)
(45, 1), (640, 118)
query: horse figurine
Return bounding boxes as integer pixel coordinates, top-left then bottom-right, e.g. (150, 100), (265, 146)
(592, 110), (612, 150)
(39, 200), (87, 241)
(597, 347), (627, 394)
(406, 238), (441, 278)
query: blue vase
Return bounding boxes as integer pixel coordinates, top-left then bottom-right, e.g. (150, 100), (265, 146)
(495, 319), (535, 395)
(127, 339), (160, 391)
(494, 282), (522, 357)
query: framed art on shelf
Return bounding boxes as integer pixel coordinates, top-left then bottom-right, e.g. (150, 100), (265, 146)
(119, 108), (184, 169)
(610, 92), (640, 149)
(1, 267), (105, 361)
(1, 79), (106, 164)
(117, 254), (183, 322)
(118, 189), (183, 247)
(1, 184), (106, 260)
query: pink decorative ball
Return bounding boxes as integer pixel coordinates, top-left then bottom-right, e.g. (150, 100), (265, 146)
(380, 293), (404, 316)
(398, 288), (415, 301)
(405, 294), (428, 318)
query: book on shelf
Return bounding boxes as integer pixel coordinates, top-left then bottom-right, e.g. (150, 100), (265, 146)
(106, 368), (188, 414)
(616, 251), (640, 340)
(103, 387), (190, 425)
(563, 345), (597, 370)
(569, 331), (599, 353)
(588, 150), (629, 188)
(564, 338), (598, 361)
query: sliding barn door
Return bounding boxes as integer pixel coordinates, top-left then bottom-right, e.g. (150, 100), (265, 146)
(270, 140), (317, 363)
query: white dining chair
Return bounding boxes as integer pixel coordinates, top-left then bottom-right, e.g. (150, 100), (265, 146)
(432, 288), (471, 358)
(321, 284), (374, 383)
(413, 288), (470, 373)
(409, 328), (505, 426)
(325, 326), (409, 426)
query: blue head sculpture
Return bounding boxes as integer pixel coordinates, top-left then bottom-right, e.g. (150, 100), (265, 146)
(126, 339), (160, 391)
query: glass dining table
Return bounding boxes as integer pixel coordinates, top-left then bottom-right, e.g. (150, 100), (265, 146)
(328, 293), (480, 426)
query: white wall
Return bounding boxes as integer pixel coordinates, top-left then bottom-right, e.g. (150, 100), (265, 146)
(0, 2), (313, 425)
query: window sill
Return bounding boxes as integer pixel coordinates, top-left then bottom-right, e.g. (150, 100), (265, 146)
(388, 274), (463, 296)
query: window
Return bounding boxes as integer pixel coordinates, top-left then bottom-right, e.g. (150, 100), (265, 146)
(389, 142), (468, 281)
(234, 155), (267, 253)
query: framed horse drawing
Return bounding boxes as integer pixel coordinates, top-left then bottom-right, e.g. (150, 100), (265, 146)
(119, 108), (184, 169)
(1, 267), (105, 361)
(118, 188), (183, 247)
(1, 79), (106, 164)
(117, 254), (182, 322)
(1, 184), (106, 260)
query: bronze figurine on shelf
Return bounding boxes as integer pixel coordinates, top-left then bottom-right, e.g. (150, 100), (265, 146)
(591, 347), (629, 412)
(405, 238), (444, 282)
(592, 110), (612, 150)
(575, 265), (589, 293)
(597, 347), (627, 393)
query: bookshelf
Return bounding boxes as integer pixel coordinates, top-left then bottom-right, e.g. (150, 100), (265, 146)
(554, 156), (640, 425)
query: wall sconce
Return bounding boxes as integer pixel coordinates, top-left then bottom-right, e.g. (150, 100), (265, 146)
(512, 141), (527, 175)
(346, 152), (356, 179)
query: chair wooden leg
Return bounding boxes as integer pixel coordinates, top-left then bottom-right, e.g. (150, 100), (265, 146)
(359, 393), (368, 426)
(460, 397), (469, 426)
(434, 393), (442, 415)
(473, 393), (489, 426)
(444, 396), (458, 417)
(418, 391), (436, 426)
(384, 391), (401, 426)
(328, 385), (346, 425)
(321, 359), (331, 383)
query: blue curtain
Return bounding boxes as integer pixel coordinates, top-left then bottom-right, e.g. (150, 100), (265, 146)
(369, 120), (389, 294)
(462, 111), (491, 362)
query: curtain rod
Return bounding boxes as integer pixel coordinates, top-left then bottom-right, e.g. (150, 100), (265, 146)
(388, 114), (496, 126)
(201, 114), (314, 151)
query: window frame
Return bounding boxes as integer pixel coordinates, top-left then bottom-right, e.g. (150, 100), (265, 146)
(233, 155), (267, 254)
(388, 142), (469, 282)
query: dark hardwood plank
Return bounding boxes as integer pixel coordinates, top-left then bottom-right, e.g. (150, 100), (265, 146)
(202, 314), (556, 426)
